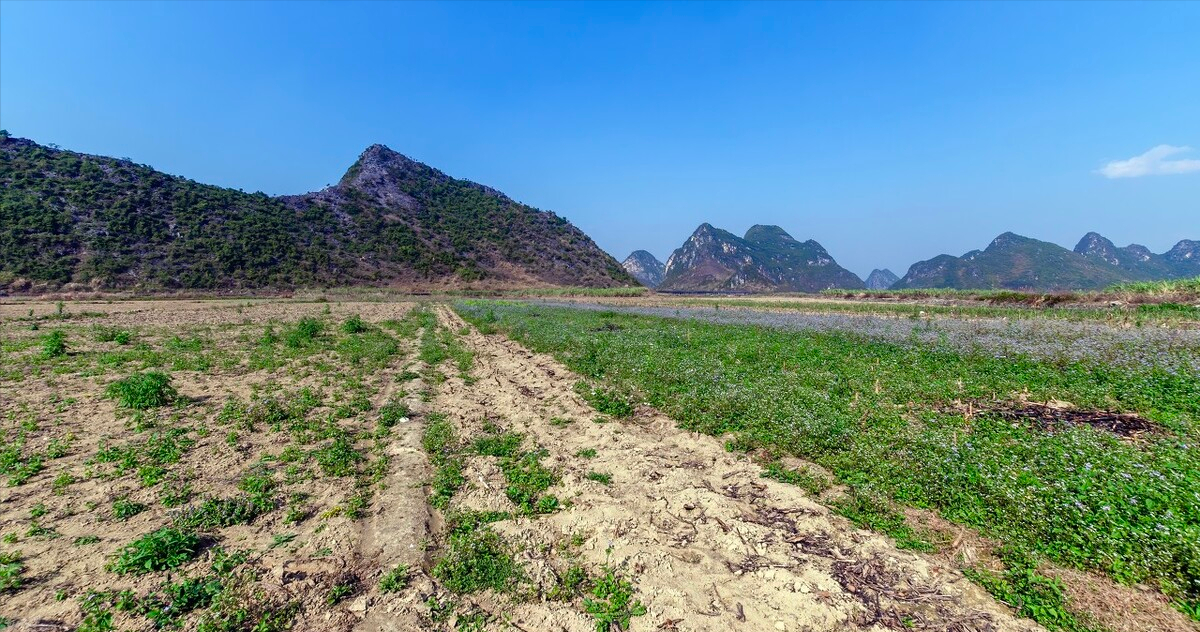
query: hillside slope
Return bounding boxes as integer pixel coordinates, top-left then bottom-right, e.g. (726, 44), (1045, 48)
(659, 223), (864, 292)
(0, 135), (633, 291)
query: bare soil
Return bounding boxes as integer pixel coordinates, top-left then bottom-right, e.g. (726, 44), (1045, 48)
(5, 298), (1188, 632)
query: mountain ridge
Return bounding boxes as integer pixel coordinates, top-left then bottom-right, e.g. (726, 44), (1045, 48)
(0, 135), (635, 292)
(895, 231), (1199, 290)
(658, 223), (864, 292)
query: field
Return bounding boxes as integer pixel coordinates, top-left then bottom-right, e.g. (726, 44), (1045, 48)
(0, 295), (1196, 632)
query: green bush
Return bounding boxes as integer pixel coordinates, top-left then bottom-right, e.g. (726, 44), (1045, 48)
(40, 330), (67, 358)
(284, 318), (323, 348)
(112, 498), (148, 521)
(500, 449), (559, 513)
(341, 315), (367, 334)
(104, 372), (177, 410)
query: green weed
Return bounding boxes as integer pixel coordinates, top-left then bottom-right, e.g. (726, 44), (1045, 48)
(380, 565), (410, 593)
(583, 565), (647, 631)
(104, 372), (177, 410)
(107, 528), (200, 574)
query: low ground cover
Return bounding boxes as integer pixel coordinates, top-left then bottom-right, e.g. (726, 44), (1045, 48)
(456, 300), (1200, 619)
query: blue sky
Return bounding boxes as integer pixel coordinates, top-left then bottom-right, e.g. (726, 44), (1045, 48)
(2, 1), (1198, 278)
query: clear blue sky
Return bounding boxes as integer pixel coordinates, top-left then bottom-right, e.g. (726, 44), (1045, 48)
(2, 1), (1198, 278)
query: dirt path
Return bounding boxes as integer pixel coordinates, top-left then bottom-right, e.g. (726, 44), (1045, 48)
(420, 306), (1039, 632)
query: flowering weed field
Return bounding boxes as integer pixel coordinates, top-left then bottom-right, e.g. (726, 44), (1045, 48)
(456, 300), (1200, 625)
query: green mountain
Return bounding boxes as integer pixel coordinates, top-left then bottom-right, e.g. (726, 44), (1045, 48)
(895, 231), (1198, 291)
(658, 223), (864, 292)
(1074, 232), (1200, 280)
(0, 134), (633, 292)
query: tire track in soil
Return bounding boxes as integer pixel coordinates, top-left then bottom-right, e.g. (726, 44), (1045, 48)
(425, 305), (1040, 632)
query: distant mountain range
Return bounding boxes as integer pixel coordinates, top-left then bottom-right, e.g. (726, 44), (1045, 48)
(0, 135), (633, 292)
(621, 250), (665, 288)
(655, 223), (864, 292)
(894, 232), (1200, 291)
(3, 134), (1195, 295)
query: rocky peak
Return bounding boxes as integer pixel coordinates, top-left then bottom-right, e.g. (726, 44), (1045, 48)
(1124, 244), (1154, 262)
(621, 250), (665, 288)
(865, 268), (899, 290)
(987, 232), (1032, 250)
(1166, 239), (1198, 262)
(1074, 232), (1121, 265)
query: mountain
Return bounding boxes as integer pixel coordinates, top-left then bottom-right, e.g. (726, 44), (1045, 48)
(658, 223), (864, 292)
(0, 135), (634, 291)
(1074, 232), (1200, 280)
(621, 250), (665, 287)
(895, 231), (1199, 291)
(864, 268), (899, 290)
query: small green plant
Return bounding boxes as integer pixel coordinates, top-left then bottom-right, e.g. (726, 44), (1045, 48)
(52, 471), (75, 494)
(379, 564), (410, 593)
(576, 448), (597, 458)
(762, 461), (832, 496)
(326, 578), (357, 605)
(832, 489), (931, 552)
(112, 498), (147, 521)
(472, 431), (523, 458)
(584, 565), (647, 631)
(378, 397), (409, 429)
(284, 318), (324, 348)
(40, 330), (68, 358)
(342, 315), (367, 334)
(585, 471), (612, 486)
(312, 435), (364, 477)
(549, 563), (590, 601)
(104, 372), (177, 410)
(549, 416), (574, 427)
(74, 535), (101, 546)
(0, 550), (23, 591)
(173, 495), (273, 530)
(107, 528), (200, 574)
(499, 449), (559, 513)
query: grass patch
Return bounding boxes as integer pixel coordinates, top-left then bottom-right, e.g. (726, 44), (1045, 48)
(574, 382), (634, 418)
(964, 547), (1102, 632)
(499, 449), (559, 514)
(432, 526), (521, 594)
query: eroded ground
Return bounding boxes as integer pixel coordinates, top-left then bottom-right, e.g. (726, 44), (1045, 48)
(0, 298), (1190, 631)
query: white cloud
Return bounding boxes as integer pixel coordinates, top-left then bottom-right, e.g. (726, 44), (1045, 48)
(1097, 144), (1200, 178)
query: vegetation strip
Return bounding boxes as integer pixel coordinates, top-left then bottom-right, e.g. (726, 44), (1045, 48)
(455, 300), (1200, 623)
